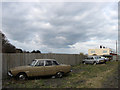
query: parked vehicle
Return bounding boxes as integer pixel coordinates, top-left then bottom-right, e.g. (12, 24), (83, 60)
(100, 56), (109, 61)
(8, 59), (72, 80)
(82, 56), (106, 65)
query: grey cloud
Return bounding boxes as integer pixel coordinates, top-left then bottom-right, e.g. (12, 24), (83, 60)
(2, 2), (118, 52)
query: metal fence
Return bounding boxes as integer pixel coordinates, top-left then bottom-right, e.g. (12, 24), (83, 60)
(2, 53), (85, 78)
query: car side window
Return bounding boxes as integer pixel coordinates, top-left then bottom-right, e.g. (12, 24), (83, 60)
(45, 61), (52, 66)
(53, 61), (59, 65)
(35, 61), (44, 66)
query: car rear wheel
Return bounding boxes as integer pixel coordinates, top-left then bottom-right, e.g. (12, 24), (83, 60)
(104, 61), (106, 64)
(56, 72), (63, 78)
(17, 73), (27, 80)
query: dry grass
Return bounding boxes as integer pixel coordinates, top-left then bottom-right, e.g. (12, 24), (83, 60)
(3, 61), (118, 88)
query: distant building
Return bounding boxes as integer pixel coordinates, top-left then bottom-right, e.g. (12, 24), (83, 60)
(88, 46), (115, 56)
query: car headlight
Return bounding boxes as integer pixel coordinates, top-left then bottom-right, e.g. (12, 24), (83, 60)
(8, 71), (13, 77)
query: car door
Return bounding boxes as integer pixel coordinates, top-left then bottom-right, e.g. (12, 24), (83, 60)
(31, 60), (45, 76)
(44, 60), (56, 75)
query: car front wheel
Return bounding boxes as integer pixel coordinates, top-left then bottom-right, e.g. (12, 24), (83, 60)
(83, 62), (86, 64)
(17, 73), (27, 80)
(56, 72), (63, 78)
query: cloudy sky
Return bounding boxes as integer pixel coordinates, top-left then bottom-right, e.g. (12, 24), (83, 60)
(2, 2), (118, 54)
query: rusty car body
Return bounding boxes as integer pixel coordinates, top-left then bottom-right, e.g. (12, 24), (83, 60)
(8, 59), (72, 80)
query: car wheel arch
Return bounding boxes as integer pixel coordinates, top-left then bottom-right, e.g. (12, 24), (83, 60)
(57, 71), (64, 74)
(16, 72), (27, 76)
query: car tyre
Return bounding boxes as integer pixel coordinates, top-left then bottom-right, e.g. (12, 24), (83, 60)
(83, 62), (86, 64)
(56, 72), (63, 78)
(17, 73), (27, 80)
(104, 62), (106, 64)
(93, 62), (97, 65)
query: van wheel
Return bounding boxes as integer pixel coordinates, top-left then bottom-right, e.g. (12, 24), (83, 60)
(56, 72), (63, 78)
(17, 73), (27, 80)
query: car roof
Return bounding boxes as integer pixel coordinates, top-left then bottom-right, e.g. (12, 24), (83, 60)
(88, 56), (101, 57)
(34, 59), (55, 61)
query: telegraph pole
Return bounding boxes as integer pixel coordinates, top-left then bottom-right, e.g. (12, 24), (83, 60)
(0, 31), (2, 89)
(116, 40), (118, 61)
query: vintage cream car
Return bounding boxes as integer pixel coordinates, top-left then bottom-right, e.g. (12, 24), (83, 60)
(8, 59), (72, 80)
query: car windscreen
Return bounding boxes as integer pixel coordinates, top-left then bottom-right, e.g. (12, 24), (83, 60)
(96, 57), (102, 59)
(30, 60), (37, 66)
(35, 60), (44, 66)
(53, 61), (59, 65)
